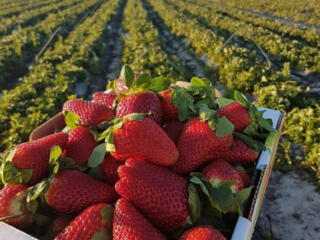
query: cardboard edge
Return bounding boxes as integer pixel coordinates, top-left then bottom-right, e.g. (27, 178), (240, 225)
(231, 111), (285, 240)
(0, 222), (37, 240)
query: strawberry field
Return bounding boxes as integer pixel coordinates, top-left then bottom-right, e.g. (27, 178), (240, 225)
(0, 0), (319, 239)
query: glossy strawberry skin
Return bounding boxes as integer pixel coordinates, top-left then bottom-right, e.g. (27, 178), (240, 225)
(111, 118), (179, 167)
(218, 139), (259, 163)
(217, 102), (250, 131)
(45, 170), (117, 213)
(63, 99), (114, 126)
(11, 132), (68, 184)
(237, 169), (251, 187)
(163, 120), (184, 144)
(203, 160), (244, 193)
(55, 203), (113, 240)
(179, 225), (226, 240)
(0, 184), (33, 228)
(172, 118), (233, 175)
(116, 91), (163, 124)
(92, 90), (117, 109)
(115, 159), (188, 232)
(113, 198), (165, 240)
(63, 126), (98, 165)
(101, 155), (122, 184)
(158, 90), (178, 120)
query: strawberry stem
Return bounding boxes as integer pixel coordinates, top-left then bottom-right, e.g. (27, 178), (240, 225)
(0, 213), (24, 222)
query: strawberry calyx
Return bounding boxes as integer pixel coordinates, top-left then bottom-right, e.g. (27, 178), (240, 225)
(63, 111), (81, 130)
(198, 103), (235, 137)
(88, 113), (147, 168)
(0, 149), (33, 184)
(217, 91), (278, 151)
(189, 173), (253, 216)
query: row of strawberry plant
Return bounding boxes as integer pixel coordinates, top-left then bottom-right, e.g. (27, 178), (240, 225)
(219, 0), (320, 27)
(0, 0), (100, 89)
(0, 0), (81, 36)
(0, 0), (57, 18)
(122, 0), (186, 81)
(0, 0), (122, 151)
(146, 0), (320, 180)
(0, 0), (29, 11)
(169, 0), (320, 74)
(201, 0), (320, 47)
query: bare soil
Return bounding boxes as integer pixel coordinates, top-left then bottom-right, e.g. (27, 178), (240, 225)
(256, 171), (320, 240)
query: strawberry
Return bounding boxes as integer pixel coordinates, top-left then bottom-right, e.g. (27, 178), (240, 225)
(62, 126), (98, 165)
(7, 132), (68, 184)
(202, 160), (244, 193)
(115, 158), (189, 232)
(218, 139), (259, 163)
(0, 184), (35, 228)
(158, 89), (178, 120)
(113, 198), (165, 240)
(52, 215), (74, 234)
(217, 102), (250, 131)
(163, 120), (184, 143)
(236, 168), (251, 188)
(45, 170), (117, 213)
(116, 91), (163, 124)
(111, 115), (178, 166)
(63, 99), (114, 126)
(179, 225), (226, 240)
(92, 90), (117, 109)
(55, 203), (113, 240)
(172, 117), (233, 175)
(101, 155), (121, 184)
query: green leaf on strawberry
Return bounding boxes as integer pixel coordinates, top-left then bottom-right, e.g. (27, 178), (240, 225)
(1, 161), (33, 184)
(150, 76), (170, 92)
(216, 116), (235, 137)
(188, 183), (201, 224)
(88, 143), (107, 168)
(234, 90), (250, 109)
(26, 180), (49, 202)
(120, 64), (135, 89)
(171, 86), (195, 121)
(217, 97), (235, 108)
(64, 111), (80, 129)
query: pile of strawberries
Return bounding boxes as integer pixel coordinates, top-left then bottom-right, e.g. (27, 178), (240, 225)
(0, 65), (276, 240)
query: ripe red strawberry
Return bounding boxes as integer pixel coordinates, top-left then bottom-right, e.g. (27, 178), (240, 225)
(219, 139), (259, 163)
(115, 159), (188, 232)
(55, 203), (113, 240)
(236, 168), (251, 187)
(101, 155), (121, 184)
(179, 225), (226, 240)
(0, 184), (34, 228)
(172, 118), (233, 175)
(158, 89), (178, 120)
(202, 160), (244, 193)
(217, 102), (250, 131)
(163, 120), (184, 143)
(62, 126), (98, 165)
(116, 91), (163, 124)
(113, 198), (165, 240)
(52, 215), (74, 234)
(92, 90), (117, 109)
(63, 99), (114, 126)
(111, 117), (178, 167)
(10, 132), (68, 184)
(45, 170), (117, 213)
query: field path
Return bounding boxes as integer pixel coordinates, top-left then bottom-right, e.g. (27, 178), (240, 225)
(255, 171), (320, 240)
